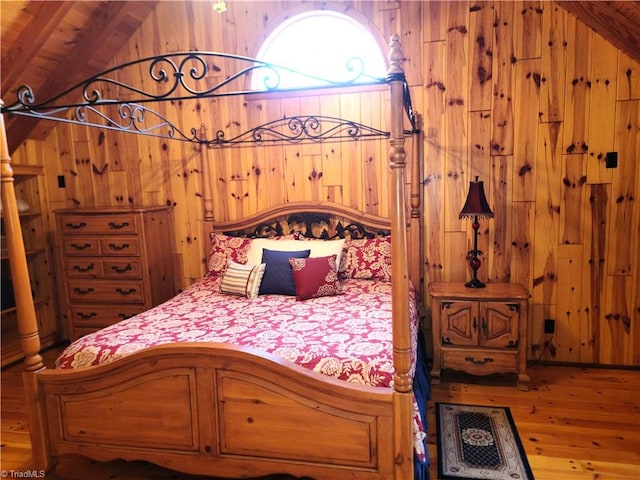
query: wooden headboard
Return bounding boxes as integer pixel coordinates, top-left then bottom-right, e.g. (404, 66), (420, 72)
(213, 201), (393, 239)
(211, 200), (422, 295)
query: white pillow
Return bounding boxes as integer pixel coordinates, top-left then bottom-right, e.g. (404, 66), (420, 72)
(246, 238), (345, 267)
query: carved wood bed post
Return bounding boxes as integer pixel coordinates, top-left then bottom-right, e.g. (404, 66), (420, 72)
(1, 104), (52, 469)
(409, 113), (423, 297)
(387, 36), (414, 480)
(199, 124), (215, 222)
(0, 107), (43, 372)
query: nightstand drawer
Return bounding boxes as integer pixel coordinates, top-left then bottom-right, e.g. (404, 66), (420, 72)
(442, 349), (518, 376)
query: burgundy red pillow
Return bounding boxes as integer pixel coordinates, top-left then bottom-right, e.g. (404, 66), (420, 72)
(340, 236), (391, 281)
(289, 254), (343, 301)
(207, 233), (252, 277)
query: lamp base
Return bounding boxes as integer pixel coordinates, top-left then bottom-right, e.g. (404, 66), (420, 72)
(465, 278), (486, 288)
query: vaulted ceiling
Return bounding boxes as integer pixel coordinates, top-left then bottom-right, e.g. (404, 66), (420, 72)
(1, 1), (159, 153)
(1, 1), (639, 154)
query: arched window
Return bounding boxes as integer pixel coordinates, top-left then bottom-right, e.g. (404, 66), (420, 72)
(251, 10), (386, 90)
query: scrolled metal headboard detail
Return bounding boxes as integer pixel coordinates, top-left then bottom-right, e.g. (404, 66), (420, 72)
(223, 212), (390, 239)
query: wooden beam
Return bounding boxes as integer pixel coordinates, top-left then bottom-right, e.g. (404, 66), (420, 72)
(4, 1), (158, 153)
(556, 1), (640, 62)
(1, 2), (76, 92)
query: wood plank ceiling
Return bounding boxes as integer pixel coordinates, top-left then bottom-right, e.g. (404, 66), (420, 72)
(1, 1), (638, 155)
(1, 1), (159, 153)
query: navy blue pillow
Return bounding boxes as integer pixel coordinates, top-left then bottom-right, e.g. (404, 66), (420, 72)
(259, 248), (311, 296)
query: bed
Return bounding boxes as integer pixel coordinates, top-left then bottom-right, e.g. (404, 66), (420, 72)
(0, 35), (428, 479)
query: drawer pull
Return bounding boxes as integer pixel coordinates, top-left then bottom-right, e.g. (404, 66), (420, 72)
(108, 243), (130, 251)
(473, 317), (477, 332)
(65, 222), (87, 229)
(108, 221), (130, 230)
(73, 263), (95, 272)
(118, 312), (136, 319)
(111, 263), (133, 273)
(73, 287), (94, 295)
(71, 243), (92, 251)
(76, 312), (97, 319)
(115, 287), (137, 296)
(465, 356), (494, 365)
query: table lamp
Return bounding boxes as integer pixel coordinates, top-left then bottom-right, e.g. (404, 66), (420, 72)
(459, 176), (493, 288)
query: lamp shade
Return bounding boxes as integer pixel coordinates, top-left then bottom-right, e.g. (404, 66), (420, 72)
(459, 176), (494, 219)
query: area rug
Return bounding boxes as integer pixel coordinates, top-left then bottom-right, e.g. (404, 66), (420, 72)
(436, 403), (534, 480)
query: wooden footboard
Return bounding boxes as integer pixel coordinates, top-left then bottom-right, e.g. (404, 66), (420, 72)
(33, 344), (396, 479)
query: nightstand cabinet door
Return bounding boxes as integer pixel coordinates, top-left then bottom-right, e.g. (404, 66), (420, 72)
(480, 302), (519, 348)
(440, 301), (478, 346)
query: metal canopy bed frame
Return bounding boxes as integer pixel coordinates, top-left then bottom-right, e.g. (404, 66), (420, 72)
(1, 35), (426, 479)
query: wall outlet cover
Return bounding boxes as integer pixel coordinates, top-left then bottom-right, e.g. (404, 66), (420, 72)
(544, 318), (555, 334)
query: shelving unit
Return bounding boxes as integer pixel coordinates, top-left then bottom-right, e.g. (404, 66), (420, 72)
(1, 164), (60, 366)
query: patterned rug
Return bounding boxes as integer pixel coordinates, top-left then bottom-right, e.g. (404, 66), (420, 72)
(436, 403), (535, 480)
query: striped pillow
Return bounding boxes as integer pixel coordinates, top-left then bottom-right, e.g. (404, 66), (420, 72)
(220, 261), (266, 298)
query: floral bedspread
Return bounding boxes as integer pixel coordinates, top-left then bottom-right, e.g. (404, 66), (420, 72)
(55, 276), (426, 461)
(57, 277), (417, 382)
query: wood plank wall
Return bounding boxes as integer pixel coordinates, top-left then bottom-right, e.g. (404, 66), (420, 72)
(11, 1), (639, 367)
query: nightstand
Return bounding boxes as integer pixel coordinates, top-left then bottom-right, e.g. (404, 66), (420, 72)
(428, 282), (530, 390)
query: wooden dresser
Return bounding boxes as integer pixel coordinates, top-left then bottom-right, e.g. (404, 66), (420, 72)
(56, 207), (175, 340)
(428, 282), (530, 390)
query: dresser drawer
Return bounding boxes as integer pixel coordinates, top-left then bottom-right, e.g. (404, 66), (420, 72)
(64, 259), (104, 278)
(59, 214), (139, 234)
(67, 280), (145, 303)
(62, 237), (140, 256)
(62, 237), (101, 256)
(64, 259), (143, 279)
(100, 237), (140, 256)
(442, 349), (518, 376)
(102, 260), (143, 278)
(69, 305), (145, 328)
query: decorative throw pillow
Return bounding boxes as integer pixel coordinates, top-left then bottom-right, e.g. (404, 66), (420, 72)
(220, 261), (266, 298)
(207, 233), (252, 277)
(259, 249), (311, 296)
(289, 255), (343, 301)
(207, 233), (298, 277)
(340, 236), (391, 281)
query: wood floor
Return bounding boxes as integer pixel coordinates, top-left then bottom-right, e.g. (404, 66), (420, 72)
(1, 346), (639, 480)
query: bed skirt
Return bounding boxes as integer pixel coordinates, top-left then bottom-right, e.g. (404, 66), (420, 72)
(413, 330), (431, 479)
